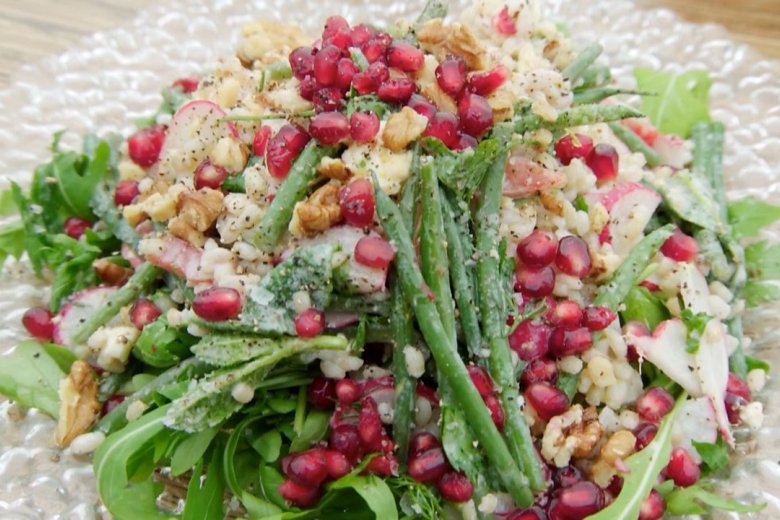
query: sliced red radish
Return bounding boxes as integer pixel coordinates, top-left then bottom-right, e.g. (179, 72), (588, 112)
(591, 182), (661, 255)
(503, 154), (566, 197)
(54, 287), (118, 346)
(629, 319), (701, 394)
(693, 319), (733, 444)
(143, 235), (209, 284)
(670, 397), (718, 464)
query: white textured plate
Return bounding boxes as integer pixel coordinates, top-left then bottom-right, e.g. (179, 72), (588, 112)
(0, 1), (779, 518)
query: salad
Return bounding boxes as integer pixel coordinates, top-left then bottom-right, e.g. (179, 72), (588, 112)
(0, 0), (777, 518)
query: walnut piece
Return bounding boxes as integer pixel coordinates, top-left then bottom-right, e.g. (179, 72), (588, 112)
(317, 157), (351, 181)
(382, 107), (429, 152)
(168, 188), (225, 247)
(55, 361), (100, 448)
(541, 404), (604, 467)
(290, 182), (343, 237)
(93, 258), (133, 286)
(237, 21), (308, 66)
(417, 19), (486, 70)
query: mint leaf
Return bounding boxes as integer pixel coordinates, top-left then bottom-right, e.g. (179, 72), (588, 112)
(741, 280), (780, 308)
(634, 68), (712, 137)
(728, 197), (780, 238)
(692, 437), (729, 475)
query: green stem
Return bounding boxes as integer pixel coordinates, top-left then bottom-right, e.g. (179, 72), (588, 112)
(562, 43), (603, 83)
(390, 279), (416, 467)
(608, 122), (661, 168)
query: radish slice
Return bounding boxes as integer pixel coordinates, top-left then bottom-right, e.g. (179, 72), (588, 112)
(630, 319), (701, 395)
(503, 154), (566, 197)
(671, 397), (718, 464)
(695, 320), (733, 445)
(141, 235), (210, 284)
(159, 99), (240, 176)
(677, 262), (713, 315)
(54, 287), (118, 348)
(593, 182), (661, 255)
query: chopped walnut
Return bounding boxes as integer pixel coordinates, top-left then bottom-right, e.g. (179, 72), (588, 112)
(539, 190), (565, 216)
(541, 405), (604, 467)
(487, 85), (515, 123)
(289, 182), (343, 237)
(417, 19), (486, 70)
(93, 258), (132, 286)
(317, 157), (351, 181)
(55, 361), (100, 448)
(168, 188), (225, 247)
(589, 429), (637, 487)
(382, 107), (429, 152)
(237, 21), (308, 67)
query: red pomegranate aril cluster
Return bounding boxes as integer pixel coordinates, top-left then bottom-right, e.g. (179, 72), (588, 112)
(172, 76), (199, 93)
(555, 133), (594, 166)
(521, 358), (559, 387)
(127, 125), (166, 168)
(406, 433), (474, 503)
(314, 45), (341, 86)
(458, 93), (493, 137)
(377, 78), (417, 104)
(546, 300), (583, 331)
(339, 178), (375, 227)
(581, 306), (617, 331)
(387, 40), (424, 72)
(525, 382), (569, 421)
(517, 230), (559, 267)
(635, 387), (674, 422)
(335, 378), (360, 404)
(114, 180), (140, 206)
(507, 506), (546, 520)
(509, 320), (551, 361)
(64, 216), (91, 239)
(279, 447), (353, 507)
(358, 396), (384, 451)
(639, 489), (666, 520)
(252, 125), (272, 157)
(409, 432), (440, 458)
(548, 481), (605, 519)
(129, 298), (161, 330)
(467, 65), (509, 96)
(515, 265), (556, 298)
(194, 160), (227, 190)
(349, 111), (380, 143)
(633, 422), (658, 450)
(586, 143), (619, 183)
(192, 287), (242, 321)
(309, 111), (350, 145)
(727, 373), (752, 401)
(312, 87), (344, 112)
(408, 446), (449, 482)
(466, 365), (505, 429)
(308, 377), (336, 409)
(265, 125), (311, 179)
(666, 447), (701, 487)
(408, 94), (437, 120)
(295, 308), (325, 338)
(549, 327), (593, 357)
(289, 47), (315, 80)
(435, 57), (467, 98)
(556, 235), (592, 278)
(660, 228), (698, 263)
(22, 307), (54, 341)
(437, 471), (474, 503)
(553, 465), (584, 489)
(422, 111), (460, 149)
(354, 236), (395, 269)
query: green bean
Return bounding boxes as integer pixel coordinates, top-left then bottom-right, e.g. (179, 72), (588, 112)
(400, 153), (419, 238)
(512, 104), (643, 135)
(251, 143), (336, 250)
(442, 194), (483, 357)
(71, 262), (161, 345)
(576, 64), (612, 89)
(372, 178), (532, 505)
(608, 122), (661, 167)
(593, 224), (675, 311)
(691, 121), (726, 220)
(390, 278), (416, 467)
(562, 43), (603, 83)
(574, 88), (646, 105)
(220, 174), (245, 193)
(328, 293), (391, 316)
(474, 156), (546, 493)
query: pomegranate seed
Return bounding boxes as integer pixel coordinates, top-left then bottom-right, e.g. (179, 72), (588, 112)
(377, 78), (417, 104)
(308, 377), (336, 409)
(549, 327), (593, 357)
(323, 449), (351, 479)
(607, 475), (624, 496)
(336, 58), (359, 91)
(350, 24), (374, 47)
(467, 65), (509, 96)
(586, 143), (619, 183)
(354, 237), (395, 269)
(437, 471), (474, 502)
(466, 365), (494, 397)
(667, 447), (700, 487)
(349, 111), (380, 143)
(581, 306), (616, 332)
(326, 27), (353, 50)
(266, 125), (311, 179)
(322, 15), (349, 40)
(278, 478), (321, 507)
(194, 159), (228, 190)
(726, 373), (752, 401)
(63, 216), (91, 239)
(454, 132), (478, 151)
(358, 397), (383, 451)
(521, 358), (559, 387)
(339, 178), (375, 227)
(114, 180), (139, 206)
(517, 230), (559, 267)
(633, 422), (658, 450)
(289, 47), (315, 80)
(352, 62), (388, 95)
(295, 308), (325, 338)
(639, 489), (666, 520)
(312, 87), (344, 112)
(329, 423), (363, 463)
(525, 383), (569, 421)
(457, 93), (493, 137)
(129, 298), (161, 329)
(635, 387), (675, 422)
(127, 126), (165, 168)
(309, 111), (350, 145)
(408, 446), (449, 482)
(335, 379), (360, 404)
(506, 507), (546, 520)
(553, 481), (605, 519)
(252, 125), (272, 157)
(515, 266), (556, 299)
(284, 449), (328, 486)
(387, 40), (424, 72)
(554, 133), (594, 166)
(364, 454), (398, 476)
(313, 45), (341, 86)
(192, 287), (242, 321)
(172, 77), (199, 93)
(725, 392), (747, 424)
(361, 35), (391, 64)
(409, 432), (440, 457)
(640, 280), (660, 292)
(492, 6), (517, 35)
(485, 394), (505, 430)
(555, 236), (592, 278)
(660, 229), (698, 263)
(101, 394), (125, 417)
(553, 465), (584, 489)
(436, 57), (467, 98)
(298, 76), (318, 101)
(508, 320), (551, 361)
(423, 111), (460, 149)
(547, 300), (583, 331)
(407, 93), (437, 120)
(22, 307), (54, 340)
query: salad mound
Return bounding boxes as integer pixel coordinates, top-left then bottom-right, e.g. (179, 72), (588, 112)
(0, 0), (777, 518)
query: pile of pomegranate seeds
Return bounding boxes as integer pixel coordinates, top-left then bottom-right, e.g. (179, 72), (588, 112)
(467, 365), (505, 429)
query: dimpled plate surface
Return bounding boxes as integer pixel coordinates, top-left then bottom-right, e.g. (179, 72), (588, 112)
(0, 0), (778, 518)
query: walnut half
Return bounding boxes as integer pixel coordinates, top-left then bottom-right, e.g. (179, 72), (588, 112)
(168, 187), (225, 246)
(541, 404), (604, 467)
(55, 361), (100, 448)
(289, 182), (343, 237)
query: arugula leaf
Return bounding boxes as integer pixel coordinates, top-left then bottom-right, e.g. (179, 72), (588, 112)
(662, 480), (765, 515)
(0, 341), (71, 417)
(634, 68), (712, 137)
(620, 286), (670, 331)
(51, 141), (113, 219)
(741, 280), (780, 308)
(680, 309), (711, 354)
(252, 429), (283, 463)
(0, 189), (17, 216)
(422, 137), (505, 200)
(242, 492), (283, 518)
(182, 446), (225, 520)
(170, 425), (221, 476)
(90, 182), (140, 247)
(745, 240), (780, 281)
(587, 394), (685, 520)
(728, 197), (780, 239)
(0, 220), (25, 269)
(133, 316), (197, 368)
(692, 437), (729, 475)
